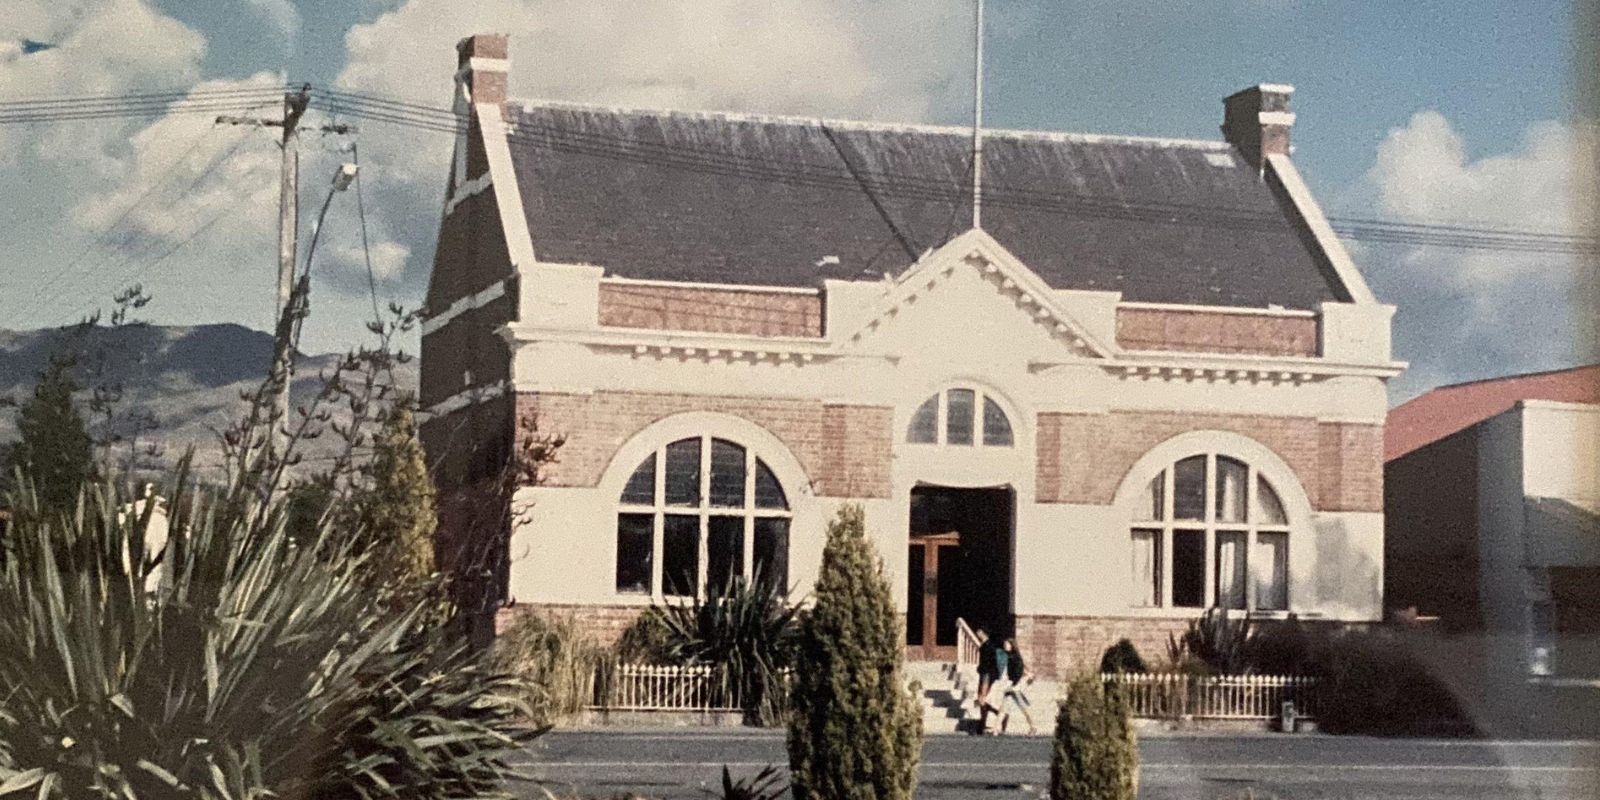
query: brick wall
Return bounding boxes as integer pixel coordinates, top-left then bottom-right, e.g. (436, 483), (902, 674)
(515, 391), (893, 498)
(598, 283), (823, 338)
(496, 603), (646, 648)
(1035, 411), (1383, 513)
(1014, 615), (1192, 677)
(1116, 307), (1319, 357)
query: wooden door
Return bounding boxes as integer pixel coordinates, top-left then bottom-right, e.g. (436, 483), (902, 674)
(906, 532), (960, 661)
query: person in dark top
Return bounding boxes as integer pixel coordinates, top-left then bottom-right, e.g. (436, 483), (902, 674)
(975, 629), (1003, 734)
(996, 637), (1037, 735)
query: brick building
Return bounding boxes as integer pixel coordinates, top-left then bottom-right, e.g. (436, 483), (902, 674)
(1386, 365), (1600, 680)
(421, 34), (1402, 674)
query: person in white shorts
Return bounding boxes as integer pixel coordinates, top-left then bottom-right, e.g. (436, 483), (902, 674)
(995, 637), (1037, 735)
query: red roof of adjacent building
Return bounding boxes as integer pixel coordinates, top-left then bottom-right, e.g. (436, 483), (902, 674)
(1385, 364), (1600, 461)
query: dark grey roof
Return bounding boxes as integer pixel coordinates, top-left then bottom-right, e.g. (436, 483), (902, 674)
(506, 102), (1343, 308)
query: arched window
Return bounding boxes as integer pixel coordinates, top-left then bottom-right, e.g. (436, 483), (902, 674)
(1130, 453), (1291, 612)
(907, 388), (1013, 447)
(615, 436), (791, 598)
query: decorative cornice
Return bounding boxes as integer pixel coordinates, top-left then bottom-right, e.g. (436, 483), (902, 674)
(843, 229), (1111, 360)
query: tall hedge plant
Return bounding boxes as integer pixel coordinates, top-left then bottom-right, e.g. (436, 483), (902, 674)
(786, 504), (920, 800)
(1050, 673), (1139, 800)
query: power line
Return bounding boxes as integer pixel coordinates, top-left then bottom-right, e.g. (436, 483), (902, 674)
(302, 88), (1600, 257)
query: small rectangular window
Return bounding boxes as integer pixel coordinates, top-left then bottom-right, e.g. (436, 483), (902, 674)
(615, 513), (653, 594)
(621, 456), (656, 505)
(662, 514), (699, 597)
(1131, 529), (1162, 607)
(1255, 532), (1288, 611)
(707, 516), (744, 593)
(908, 396), (938, 444)
(1172, 529), (1206, 608)
(1173, 456), (1207, 521)
(1215, 530), (1247, 610)
(982, 396), (1012, 446)
(945, 389), (975, 445)
(754, 460), (788, 509)
(754, 517), (790, 590)
(708, 440), (746, 508)
(1216, 459), (1248, 524)
(664, 439), (701, 507)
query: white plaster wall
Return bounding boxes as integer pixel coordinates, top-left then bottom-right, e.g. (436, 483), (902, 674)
(500, 232), (1396, 620)
(1521, 401), (1600, 506)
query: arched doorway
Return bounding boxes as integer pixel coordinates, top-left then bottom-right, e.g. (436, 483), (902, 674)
(905, 484), (1014, 661)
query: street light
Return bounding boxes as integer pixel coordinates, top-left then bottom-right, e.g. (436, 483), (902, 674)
(280, 162), (360, 394)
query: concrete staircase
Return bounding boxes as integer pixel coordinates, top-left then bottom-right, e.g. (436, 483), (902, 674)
(905, 661), (1058, 735)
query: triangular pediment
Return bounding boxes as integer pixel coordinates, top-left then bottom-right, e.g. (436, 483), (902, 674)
(837, 228), (1112, 359)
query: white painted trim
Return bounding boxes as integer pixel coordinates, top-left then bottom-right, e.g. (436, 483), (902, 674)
(1258, 111), (1297, 126)
(423, 278), (509, 335)
(467, 56), (508, 72)
(1257, 83), (1296, 94)
(511, 97), (1234, 152)
(1519, 399), (1600, 414)
(503, 324), (832, 351)
(601, 275), (821, 296)
(1266, 153), (1378, 305)
(419, 379), (510, 420)
(1117, 300), (1317, 319)
(443, 172), (493, 217)
(476, 102), (538, 268)
(846, 228), (1113, 358)
(596, 411), (815, 503)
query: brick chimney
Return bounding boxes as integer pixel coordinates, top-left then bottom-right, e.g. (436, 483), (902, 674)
(455, 33), (509, 108)
(1222, 83), (1295, 173)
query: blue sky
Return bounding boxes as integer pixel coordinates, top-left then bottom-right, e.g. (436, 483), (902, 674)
(2, 0), (1593, 402)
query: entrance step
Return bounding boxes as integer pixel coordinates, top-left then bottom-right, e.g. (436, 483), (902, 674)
(905, 661), (1060, 735)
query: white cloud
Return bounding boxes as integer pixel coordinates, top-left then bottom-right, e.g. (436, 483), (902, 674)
(316, 0), (975, 319)
(0, 0), (206, 168)
(243, 0), (302, 46)
(1354, 111), (1599, 401)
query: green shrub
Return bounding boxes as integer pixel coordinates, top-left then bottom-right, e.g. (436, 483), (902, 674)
(1099, 639), (1148, 674)
(786, 504), (921, 800)
(1050, 673), (1139, 800)
(0, 468), (532, 799)
(1242, 616), (1316, 676)
(615, 607), (678, 665)
(1307, 630), (1473, 736)
(494, 610), (606, 726)
(655, 573), (799, 725)
(1167, 607), (1250, 674)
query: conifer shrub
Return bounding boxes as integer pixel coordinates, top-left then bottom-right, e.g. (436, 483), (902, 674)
(786, 504), (921, 800)
(1050, 673), (1139, 800)
(1099, 639), (1148, 674)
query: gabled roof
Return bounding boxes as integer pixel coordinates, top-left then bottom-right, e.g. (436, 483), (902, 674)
(502, 101), (1344, 309)
(1385, 364), (1600, 461)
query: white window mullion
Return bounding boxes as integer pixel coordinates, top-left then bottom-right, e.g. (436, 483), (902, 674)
(1245, 464), (1258, 612)
(652, 449), (665, 599)
(1203, 453), (1217, 611)
(1162, 468), (1175, 608)
(698, 436), (711, 599)
(744, 448), (756, 582)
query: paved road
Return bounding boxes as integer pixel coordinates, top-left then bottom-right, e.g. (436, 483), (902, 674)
(513, 729), (1600, 799)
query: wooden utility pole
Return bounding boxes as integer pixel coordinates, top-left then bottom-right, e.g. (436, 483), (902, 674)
(217, 86), (352, 458)
(272, 87), (308, 455)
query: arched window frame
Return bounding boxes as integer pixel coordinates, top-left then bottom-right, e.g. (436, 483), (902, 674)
(614, 435), (793, 600)
(1118, 433), (1307, 617)
(906, 385), (1014, 448)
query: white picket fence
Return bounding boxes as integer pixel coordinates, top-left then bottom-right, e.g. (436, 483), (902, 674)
(1101, 672), (1317, 720)
(592, 664), (742, 712)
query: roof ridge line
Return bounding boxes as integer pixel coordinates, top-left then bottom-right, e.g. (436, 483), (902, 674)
(1427, 362), (1600, 393)
(507, 96), (1234, 151)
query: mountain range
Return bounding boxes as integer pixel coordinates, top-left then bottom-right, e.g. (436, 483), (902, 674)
(0, 323), (418, 478)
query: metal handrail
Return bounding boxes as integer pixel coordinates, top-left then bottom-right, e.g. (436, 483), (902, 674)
(955, 617), (982, 667)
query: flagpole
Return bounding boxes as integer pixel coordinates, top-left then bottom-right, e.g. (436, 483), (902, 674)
(971, 0), (985, 231)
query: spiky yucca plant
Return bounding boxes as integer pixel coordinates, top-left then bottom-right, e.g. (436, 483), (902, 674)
(656, 572), (799, 725)
(0, 465), (533, 800)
